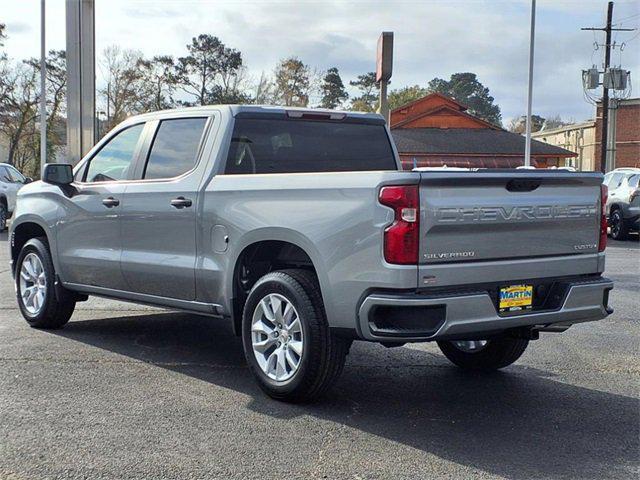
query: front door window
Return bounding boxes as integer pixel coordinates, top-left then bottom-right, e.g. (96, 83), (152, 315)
(85, 124), (145, 182)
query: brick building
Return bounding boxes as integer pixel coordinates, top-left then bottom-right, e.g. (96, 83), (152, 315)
(390, 93), (576, 169)
(595, 97), (640, 170)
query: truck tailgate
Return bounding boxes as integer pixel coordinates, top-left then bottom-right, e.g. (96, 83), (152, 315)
(419, 171), (603, 265)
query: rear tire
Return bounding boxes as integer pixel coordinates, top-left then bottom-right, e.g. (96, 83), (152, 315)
(610, 209), (628, 241)
(15, 237), (75, 329)
(437, 337), (529, 370)
(242, 269), (349, 403)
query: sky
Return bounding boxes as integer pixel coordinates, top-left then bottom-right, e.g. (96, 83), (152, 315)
(2, 0), (639, 124)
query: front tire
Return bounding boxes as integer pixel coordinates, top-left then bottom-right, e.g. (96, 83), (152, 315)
(15, 237), (76, 329)
(609, 209), (628, 241)
(242, 269), (349, 403)
(437, 337), (529, 370)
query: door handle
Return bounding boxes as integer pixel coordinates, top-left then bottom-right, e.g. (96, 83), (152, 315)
(102, 197), (120, 208)
(170, 197), (193, 209)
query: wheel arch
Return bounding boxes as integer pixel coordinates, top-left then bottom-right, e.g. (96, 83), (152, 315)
(10, 218), (54, 277)
(228, 229), (328, 336)
(610, 203), (623, 213)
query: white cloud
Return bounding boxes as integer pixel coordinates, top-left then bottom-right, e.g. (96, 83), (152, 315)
(1, 0), (639, 122)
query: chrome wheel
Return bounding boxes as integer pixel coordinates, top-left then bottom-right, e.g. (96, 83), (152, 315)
(19, 253), (47, 315)
(251, 293), (304, 382)
(452, 340), (488, 353)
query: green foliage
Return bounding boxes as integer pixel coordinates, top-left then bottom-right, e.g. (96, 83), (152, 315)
(320, 67), (348, 109)
(349, 72), (379, 112)
(388, 85), (428, 110)
(175, 34), (244, 106)
(507, 115), (545, 134)
(273, 57), (311, 107)
(427, 72), (502, 126)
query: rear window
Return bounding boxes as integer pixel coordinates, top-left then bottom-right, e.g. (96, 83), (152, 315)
(224, 118), (396, 174)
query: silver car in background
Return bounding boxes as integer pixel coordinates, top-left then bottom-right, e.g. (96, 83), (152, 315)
(603, 167), (640, 240)
(0, 163), (32, 231)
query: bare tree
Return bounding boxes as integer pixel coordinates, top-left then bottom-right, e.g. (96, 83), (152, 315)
(251, 71), (275, 104)
(98, 46), (145, 129)
(0, 62), (39, 169)
(25, 50), (66, 162)
(136, 55), (177, 112)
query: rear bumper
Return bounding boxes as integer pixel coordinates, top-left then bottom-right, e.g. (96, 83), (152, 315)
(357, 277), (613, 342)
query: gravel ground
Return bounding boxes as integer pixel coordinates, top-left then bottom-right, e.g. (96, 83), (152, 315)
(0, 229), (638, 480)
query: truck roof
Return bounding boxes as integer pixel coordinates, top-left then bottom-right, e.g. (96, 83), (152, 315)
(131, 104), (384, 122)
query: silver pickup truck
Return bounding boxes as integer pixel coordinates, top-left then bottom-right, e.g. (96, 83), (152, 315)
(9, 106), (613, 402)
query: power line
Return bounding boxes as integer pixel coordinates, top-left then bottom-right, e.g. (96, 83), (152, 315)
(581, 1), (636, 173)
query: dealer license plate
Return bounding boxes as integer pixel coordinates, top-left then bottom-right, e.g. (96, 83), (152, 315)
(499, 285), (533, 313)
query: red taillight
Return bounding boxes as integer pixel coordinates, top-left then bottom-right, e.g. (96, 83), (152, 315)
(379, 185), (419, 264)
(599, 184), (608, 252)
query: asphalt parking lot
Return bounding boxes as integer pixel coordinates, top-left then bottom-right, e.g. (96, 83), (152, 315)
(0, 229), (638, 480)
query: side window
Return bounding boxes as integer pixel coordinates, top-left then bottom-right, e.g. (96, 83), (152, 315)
(0, 166), (10, 183)
(628, 174), (639, 189)
(143, 118), (208, 180)
(84, 124), (145, 182)
(608, 173), (623, 189)
(6, 166), (26, 183)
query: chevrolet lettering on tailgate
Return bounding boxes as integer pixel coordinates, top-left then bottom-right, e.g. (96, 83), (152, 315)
(436, 204), (598, 223)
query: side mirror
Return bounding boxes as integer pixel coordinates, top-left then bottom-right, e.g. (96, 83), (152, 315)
(42, 163), (73, 186)
(24, 177), (33, 184)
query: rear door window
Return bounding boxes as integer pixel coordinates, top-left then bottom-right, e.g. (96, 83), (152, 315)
(225, 118), (396, 174)
(627, 174), (639, 189)
(143, 118), (208, 180)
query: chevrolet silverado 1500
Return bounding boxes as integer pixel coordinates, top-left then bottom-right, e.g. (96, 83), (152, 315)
(9, 105), (613, 402)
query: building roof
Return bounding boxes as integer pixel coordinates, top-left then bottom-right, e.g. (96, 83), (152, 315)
(391, 127), (577, 157)
(390, 92), (500, 130)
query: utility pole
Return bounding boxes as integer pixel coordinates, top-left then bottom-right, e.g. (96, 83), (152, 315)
(39, 0), (46, 174)
(581, 2), (633, 173)
(524, 0), (536, 167)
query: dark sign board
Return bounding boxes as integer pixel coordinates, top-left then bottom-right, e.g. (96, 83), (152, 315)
(376, 32), (393, 83)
